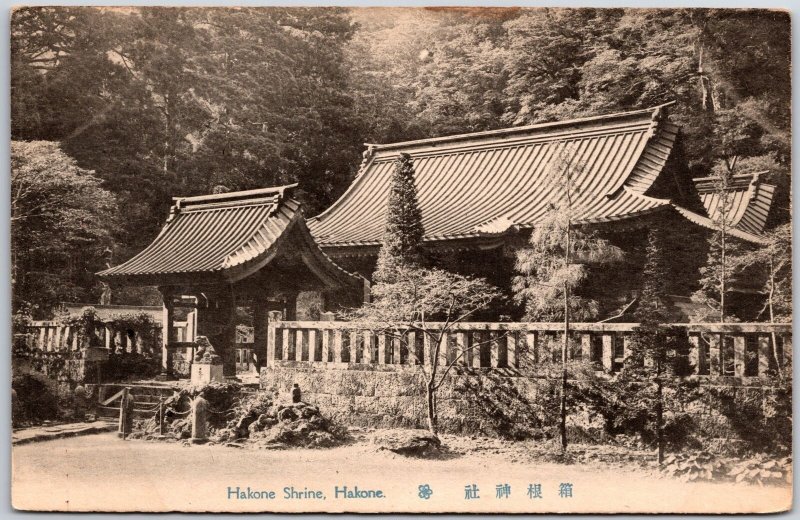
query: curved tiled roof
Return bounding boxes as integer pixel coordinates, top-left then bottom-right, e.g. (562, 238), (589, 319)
(309, 105), (678, 248)
(694, 172), (776, 236)
(98, 185), (361, 287)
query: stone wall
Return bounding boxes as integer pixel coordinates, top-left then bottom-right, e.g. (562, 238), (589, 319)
(261, 362), (573, 438)
(260, 362), (791, 447)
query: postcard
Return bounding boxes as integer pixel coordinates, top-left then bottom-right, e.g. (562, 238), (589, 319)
(10, 6), (792, 513)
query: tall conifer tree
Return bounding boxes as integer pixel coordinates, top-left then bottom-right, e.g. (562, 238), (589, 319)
(374, 153), (425, 283)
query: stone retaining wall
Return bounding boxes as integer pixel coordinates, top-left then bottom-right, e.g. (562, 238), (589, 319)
(260, 362), (574, 438)
(261, 362), (791, 446)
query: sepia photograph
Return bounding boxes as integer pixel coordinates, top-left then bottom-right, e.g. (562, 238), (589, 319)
(9, 5), (793, 513)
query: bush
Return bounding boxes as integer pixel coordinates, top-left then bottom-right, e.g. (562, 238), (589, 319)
(12, 372), (60, 426)
(728, 455), (792, 486)
(661, 451), (728, 482)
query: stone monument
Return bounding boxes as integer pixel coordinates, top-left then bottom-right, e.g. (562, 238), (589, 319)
(190, 335), (224, 385)
(190, 394), (209, 444)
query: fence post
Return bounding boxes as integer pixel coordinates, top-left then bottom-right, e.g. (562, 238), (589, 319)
(581, 333), (592, 362)
(295, 329), (304, 362)
(472, 332), (482, 369)
(733, 336), (746, 377)
(758, 335), (772, 376)
(378, 333), (387, 365)
(364, 330), (373, 364)
(602, 334), (613, 372)
(489, 331), (499, 368)
(507, 332), (518, 369)
(708, 333), (721, 375)
(350, 330), (359, 364)
(526, 331), (537, 365)
(281, 329), (290, 361)
(333, 329), (343, 363)
(456, 332), (468, 367)
(308, 329), (317, 362)
(321, 329), (330, 363)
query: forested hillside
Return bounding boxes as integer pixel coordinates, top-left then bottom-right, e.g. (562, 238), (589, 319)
(11, 7), (791, 316)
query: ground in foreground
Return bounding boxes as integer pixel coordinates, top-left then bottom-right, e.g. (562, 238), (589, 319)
(12, 432), (791, 513)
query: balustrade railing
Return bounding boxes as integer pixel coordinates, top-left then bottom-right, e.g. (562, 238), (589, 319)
(267, 321), (792, 377)
(23, 320), (188, 354)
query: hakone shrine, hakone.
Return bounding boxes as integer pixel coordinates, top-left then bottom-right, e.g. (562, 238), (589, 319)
(98, 104), (777, 376)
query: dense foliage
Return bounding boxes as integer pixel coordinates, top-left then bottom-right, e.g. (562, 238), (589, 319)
(11, 7), (791, 318)
(11, 141), (117, 317)
(374, 153), (425, 283)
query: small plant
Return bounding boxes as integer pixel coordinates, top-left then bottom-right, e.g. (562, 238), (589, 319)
(728, 455), (792, 486)
(661, 451), (728, 482)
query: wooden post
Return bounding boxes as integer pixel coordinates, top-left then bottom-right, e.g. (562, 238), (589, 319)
(507, 333), (518, 368)
(708, 333), (721, 375)
(422, 333), (431, 366)
(438, 332), (448, 368)
(320, 328), (329, 363)
(333, 329), (343, 363)
(295, 329), (304, 362)
(526, 331), (537, 365)
(457, 332), (468, 367)
(378, 333), (386, 365)
(581, 333), (592, 362)
(38, 327), (46, 351)
(308, 329), (317, 362)
(363, 330), (373, 364)
(160, 293), (175, 376)
(602, 334), (613, 372)
(252, 301), (269, 368)
(733, 336), (746, 377)
(490, 331), (500, 368)
(282, 328), (290, 361)
(350, 330), (359, 364)
(472, 332), (482, 369)
(758, 335), (772, 376)
(393, 336), (402, 365)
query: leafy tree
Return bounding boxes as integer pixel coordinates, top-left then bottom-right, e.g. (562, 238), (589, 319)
(11, 141), (118, 317)
(374, 153), (425, 283)
(732, 223), (791, 379)
(690, 167), (742, 323)
(513, 144), (623, 452)
(623, 227), (692, 463)
(349, 266), (500, 436)
(12, 6), (366, 268)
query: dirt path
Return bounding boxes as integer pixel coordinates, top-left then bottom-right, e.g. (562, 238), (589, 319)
(12, 432), (791, 513)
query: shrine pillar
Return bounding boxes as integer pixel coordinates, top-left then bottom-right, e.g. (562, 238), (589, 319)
(159, 290), (177, 377)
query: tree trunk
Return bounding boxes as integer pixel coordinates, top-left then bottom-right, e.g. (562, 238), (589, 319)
(561, 281), (569, 454)
(656, 366), (664, 465)
(426, 380), (438, 437)
(768, 258), (782, 381)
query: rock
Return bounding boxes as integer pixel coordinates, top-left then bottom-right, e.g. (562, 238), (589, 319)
(278, 407), (298, 422)
(300, 406), (318, 419)
(372, 429), (442, 458)
(225, 442), (245, 449)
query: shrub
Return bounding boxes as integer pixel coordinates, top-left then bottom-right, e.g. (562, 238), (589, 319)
(728, 455), (792, 486)
(661, 451), (728, 482)
(12, 372), (60, 426)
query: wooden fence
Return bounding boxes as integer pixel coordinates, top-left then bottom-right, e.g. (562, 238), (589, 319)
(267, 321), (792, 378)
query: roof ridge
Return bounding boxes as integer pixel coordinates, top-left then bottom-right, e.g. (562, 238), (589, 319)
(173, 183), (298, 209)
(366, 102), (675, 152)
